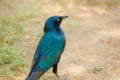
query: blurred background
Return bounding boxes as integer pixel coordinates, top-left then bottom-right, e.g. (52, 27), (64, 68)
(0, 0), (120, 80)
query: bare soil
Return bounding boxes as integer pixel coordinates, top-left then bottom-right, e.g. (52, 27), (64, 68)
(1, 0), (120, 80)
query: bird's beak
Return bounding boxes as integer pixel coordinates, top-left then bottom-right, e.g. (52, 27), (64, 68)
(61, 16), (68, 20)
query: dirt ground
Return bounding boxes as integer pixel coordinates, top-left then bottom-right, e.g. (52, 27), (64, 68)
(1, 0), (120, 80)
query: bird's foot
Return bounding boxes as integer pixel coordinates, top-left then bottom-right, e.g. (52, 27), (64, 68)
(58, 77), (68, 80)
(55, 73), (68, 80)
(58, 77), (62, 80)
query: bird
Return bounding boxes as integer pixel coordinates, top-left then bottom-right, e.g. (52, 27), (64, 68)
(26, 15), (68, 80)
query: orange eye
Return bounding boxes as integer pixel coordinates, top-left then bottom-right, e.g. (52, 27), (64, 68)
(57, 18), (60, 22)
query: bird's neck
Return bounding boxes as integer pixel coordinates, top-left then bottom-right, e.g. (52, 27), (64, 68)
(44, 27), (64, 37)
(44, 25), (61, 33)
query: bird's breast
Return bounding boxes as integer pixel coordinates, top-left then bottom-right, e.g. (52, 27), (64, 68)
(47, 33), (65, 55)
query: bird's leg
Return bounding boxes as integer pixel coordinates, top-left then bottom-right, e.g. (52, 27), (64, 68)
(55, 73), (62, 80)
(53, 62), (62, 80)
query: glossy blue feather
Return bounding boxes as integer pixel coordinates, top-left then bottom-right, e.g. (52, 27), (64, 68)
(26, 16), (66, 80)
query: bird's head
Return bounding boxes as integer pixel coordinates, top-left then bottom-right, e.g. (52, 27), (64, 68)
(44, 16), (68, 33)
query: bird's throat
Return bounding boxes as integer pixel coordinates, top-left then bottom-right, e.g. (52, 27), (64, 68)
(55, 26), (60, 33)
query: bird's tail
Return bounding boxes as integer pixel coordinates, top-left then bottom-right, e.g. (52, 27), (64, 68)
(25, 70), (43, 80)
(26, 72), (36, 80)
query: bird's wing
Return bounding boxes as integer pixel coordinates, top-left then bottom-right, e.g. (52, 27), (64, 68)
(27, 35), (45, 77)
(30, 34), (47, 70)
(30, 33), (65, 72)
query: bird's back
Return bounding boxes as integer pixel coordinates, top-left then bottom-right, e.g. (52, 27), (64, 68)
(26, 31), (65, 80)
(39, 32), (65, 70)
(26, 15), (68, 80)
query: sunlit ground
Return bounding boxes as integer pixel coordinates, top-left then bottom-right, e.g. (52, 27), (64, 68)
(0, 0), (120, 80)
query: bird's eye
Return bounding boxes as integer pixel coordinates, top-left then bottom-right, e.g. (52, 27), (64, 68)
(57, 18), (60, 22)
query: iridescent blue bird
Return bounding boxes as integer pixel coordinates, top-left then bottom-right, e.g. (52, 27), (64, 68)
(26, 16), (68, 80)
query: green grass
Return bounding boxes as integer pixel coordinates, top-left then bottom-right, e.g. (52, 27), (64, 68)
(90, 67), (103, 73)
(0, 0), (119, 79)
(16, 9), (34, 22)
(0, 3), (33, 79)
(0, 45), (28, 79)
(0, 17), (28, 79)
(0, 17), (23, 46)
(56, 0), (120, 5)
(78, 0), (120, 5)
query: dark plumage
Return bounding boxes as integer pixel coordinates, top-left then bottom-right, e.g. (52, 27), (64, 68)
(26, 16), (68, 80)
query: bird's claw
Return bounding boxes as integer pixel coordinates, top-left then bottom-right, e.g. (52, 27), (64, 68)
(58, 77), (68, 80)
(58, 77), (62, 80)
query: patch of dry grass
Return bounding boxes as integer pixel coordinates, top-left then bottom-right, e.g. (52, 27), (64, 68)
(1, 0), (120, 80)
